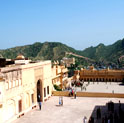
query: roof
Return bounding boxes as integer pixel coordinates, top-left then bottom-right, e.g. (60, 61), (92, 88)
(16, 54), (25, 60)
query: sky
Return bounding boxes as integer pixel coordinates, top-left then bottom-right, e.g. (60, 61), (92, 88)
(0, 0), (124, 50)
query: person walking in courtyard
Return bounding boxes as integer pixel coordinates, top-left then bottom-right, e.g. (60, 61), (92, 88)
(83, 116), (87, 123)
(59, 96), (63, 106)
(37, 94), (42, 110)
(39, 101), (42, 110)
(71, 88), (74, 96)
(69, 88), (71, 97)
(61, 96), (63, 106)
(81, 85), (83, 91)
(74, 90), (76, 99)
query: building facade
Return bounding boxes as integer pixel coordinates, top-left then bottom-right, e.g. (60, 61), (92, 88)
(79, 66), (124, 82)
(61, 57), (75, 67)
(0, 55), (53, 123)
(52, 62), (69, 90)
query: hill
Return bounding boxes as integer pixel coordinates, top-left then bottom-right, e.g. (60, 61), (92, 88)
(80, 38), (124, 66)
(0, 42), (80, 61)
(0, 38), (124, 68)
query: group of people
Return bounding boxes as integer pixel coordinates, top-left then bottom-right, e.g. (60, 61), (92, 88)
(68, 88), (77, 99)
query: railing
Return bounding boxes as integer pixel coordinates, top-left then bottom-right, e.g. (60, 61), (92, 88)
(52, 91), (124, 98)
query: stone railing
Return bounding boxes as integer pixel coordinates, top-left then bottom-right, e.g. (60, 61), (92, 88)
(52, 91), (124, 98)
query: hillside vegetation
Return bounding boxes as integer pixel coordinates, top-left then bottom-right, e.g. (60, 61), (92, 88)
(0, 42), (80, 61)
(0, 38), (124, 68)
(80, 39), (124, 64)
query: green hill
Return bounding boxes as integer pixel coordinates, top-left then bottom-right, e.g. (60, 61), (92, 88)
(80, 38), (124, 65)
(0, 38), (124, 68)
(0, 42), (80, 61)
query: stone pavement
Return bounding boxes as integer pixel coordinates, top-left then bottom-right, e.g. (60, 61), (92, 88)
(76, 82), (124, 93)
(13, 96), (124, 123)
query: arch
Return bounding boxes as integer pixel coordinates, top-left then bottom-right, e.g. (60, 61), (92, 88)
(37, 79), (43, 102)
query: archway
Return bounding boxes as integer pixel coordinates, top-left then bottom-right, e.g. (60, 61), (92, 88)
(37, 80), (43, 102)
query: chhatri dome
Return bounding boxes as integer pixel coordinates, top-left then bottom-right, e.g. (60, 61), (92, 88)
(15, 54), (31, 65)
(16, 54), (25, 60)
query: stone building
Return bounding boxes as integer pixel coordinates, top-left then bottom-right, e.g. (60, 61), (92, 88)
(61, 57), (75, 67)
(79, 66), (124, 82)
(0, 55), (53, 123)
(52, 61), (68, 90)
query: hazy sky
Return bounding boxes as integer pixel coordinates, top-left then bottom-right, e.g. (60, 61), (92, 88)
(0, 0), (124, 50)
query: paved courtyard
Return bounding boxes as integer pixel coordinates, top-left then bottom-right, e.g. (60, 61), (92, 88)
(76, 82), (124, 93)
(13, 96), (124, 123)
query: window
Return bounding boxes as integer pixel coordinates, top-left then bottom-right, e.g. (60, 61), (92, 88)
(44, 88), (46, 97)
(47, 86), (49, 95)
(31, 94), (34, 104)
(18, 100), (22, 113)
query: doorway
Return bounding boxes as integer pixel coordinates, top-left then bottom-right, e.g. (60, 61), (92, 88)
(37, 80), (42, 102)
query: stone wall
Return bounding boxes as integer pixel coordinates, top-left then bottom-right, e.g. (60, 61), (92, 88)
(52, 91), (124, 98)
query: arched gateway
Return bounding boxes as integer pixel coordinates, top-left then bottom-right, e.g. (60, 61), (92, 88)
(37, 79), (43, 102)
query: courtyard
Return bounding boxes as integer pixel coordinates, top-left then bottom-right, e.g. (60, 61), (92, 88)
(13, 96), (124, 123)
(75, 82), (124, 93)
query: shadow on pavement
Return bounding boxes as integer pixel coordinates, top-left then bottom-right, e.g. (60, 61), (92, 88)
(89, 101), (124, 123)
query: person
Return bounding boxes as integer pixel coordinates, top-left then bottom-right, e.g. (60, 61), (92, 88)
(74, 90), (76, 99)
(81, 85), (83, 91)
(119, 100), (121, 108)
(39, 101), (42, 110)
(37, 94), (42, 110)
(59, 96), (63, 106)
(69, 89), (71, 97)
(61, 97), (63, 106)
(59, 96), (61, 105)
(71, 88), (74, 96)
(83, 116), (87, 123)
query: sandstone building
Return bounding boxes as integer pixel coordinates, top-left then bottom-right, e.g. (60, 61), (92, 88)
(0, 55), (53, 122)
(79, 66), (124, 82)
(52, 61), (69, 90)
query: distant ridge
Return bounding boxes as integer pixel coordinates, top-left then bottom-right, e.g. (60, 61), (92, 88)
(80, 38), (124, 64)
(0, 42), (80, 61)
(0, 38), (124, 66)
